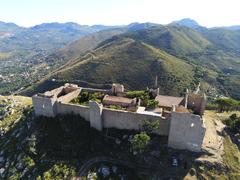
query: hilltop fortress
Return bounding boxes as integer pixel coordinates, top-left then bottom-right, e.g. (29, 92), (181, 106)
(32, 83), (206, 152)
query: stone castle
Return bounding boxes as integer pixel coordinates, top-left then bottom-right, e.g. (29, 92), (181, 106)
(32, 83), (206, 152)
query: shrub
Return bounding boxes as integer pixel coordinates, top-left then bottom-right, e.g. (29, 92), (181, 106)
(224, 114), (240, 133)
(141, 119), (160, 133)
(146, 100), (158, 109)
(131, 132), (150, 154)
(126, 90), (147, 98)
(215, 98), (239, 112)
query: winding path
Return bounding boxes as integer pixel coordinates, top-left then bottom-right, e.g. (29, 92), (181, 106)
(74, 156), (161, 179)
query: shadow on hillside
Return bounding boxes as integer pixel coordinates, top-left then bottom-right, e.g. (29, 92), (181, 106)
(2, 110), (206, 179)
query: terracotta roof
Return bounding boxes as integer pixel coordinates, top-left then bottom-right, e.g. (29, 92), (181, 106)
(103, 95), (133, 104)
(155, 95), (184, 108)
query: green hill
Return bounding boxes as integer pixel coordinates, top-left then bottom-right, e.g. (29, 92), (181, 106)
(44, 28), (126, 67)
(23, 37), (195, 96)
(21, 24), (240, 99)
(123, 25), (212, 57)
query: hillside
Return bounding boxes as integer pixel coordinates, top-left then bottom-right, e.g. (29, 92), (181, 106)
(0, 22), (116, 52)
(123, 25), (212, 57)
(23, 37), (195, 96)
(1, 96), (240, 179)
(44, 28), (127, 67)
(0, 22), (119, 95)
(121, 26), (240, 99)
(25, 24), (240, 98)
(1, 21), (240, 99)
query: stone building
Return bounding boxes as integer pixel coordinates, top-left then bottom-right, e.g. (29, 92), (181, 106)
(32, 83), (206, 152)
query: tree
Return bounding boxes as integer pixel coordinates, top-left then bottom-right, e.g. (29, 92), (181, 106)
(225, 114), (240, 133)
(141, 119), (160, 134)
(215, 98), (238, 112)
(131, 132), (150, 153)
(146, 100), (158, 109)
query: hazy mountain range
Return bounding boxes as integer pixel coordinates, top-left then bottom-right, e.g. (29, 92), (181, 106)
(0, 19), (240, 100)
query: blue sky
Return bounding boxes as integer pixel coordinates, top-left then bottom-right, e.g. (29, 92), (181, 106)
(0, 0), (240, 27)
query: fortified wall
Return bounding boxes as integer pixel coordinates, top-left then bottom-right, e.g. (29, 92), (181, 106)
(32, 83), (206, 152)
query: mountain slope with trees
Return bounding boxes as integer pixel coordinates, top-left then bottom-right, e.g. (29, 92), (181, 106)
(23, 37), (195, 96)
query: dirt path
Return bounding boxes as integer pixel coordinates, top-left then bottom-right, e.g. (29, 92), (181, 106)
(73, 156), (162, 179)
(198, 111), (225, 164)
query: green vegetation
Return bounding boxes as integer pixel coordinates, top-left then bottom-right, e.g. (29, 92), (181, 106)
(131, 119), (160, 154)
(105, 105), (127, 111)
(215, 98), (240, 112)
(140, 119), (160, 134)
(70, 91), (104, 105)
(0, 23), (239, 100)
(126, 90), (158, 109)
(222, 136), (240, 179)
(24, 37), (195, 97)
(224, 114), (240, 135)
(126, 90), (147, 98)
(0, 22), (120, 95)
(195, 135), (240, 179)
(42, 163), (76, 180)
(1, 95), (240, 179)
(0, 99), (165, 179)
(131, 132), (150, 153)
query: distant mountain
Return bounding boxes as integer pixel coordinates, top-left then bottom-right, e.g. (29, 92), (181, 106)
(44, 28), (127, 67)
(22, 24), (240, 100)
(127, 22), (160, 31)
(0, 22), (118, 52)
(200, 28), (240, 53)
(44, 23), (166, 67)
(0, 21), (25, 38)
(0, 20), (239, 99)
(0, 21), (22, 30)
(124, 25), (211, 57)
(170, 18), (203, 29)
(0, 21), (123, 95)
(90, 24), (120, 31)
(222, 26), (240, 31)
(30, 22), (114, 34)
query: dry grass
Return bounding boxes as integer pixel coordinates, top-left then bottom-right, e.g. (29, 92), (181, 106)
(0, 52), (12, 60)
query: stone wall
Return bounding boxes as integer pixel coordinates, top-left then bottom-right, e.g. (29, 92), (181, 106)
(32, 95), (57, 117)
(32, 84), (206, 152)
(81, 87), (111, 94)
(102, 108), (169, 135)
(187, 93), (206, 116)
(56, 102), (90, 121)
(168, 112), (206, 152)
(57, 88), (81, 103)
(89, 101), (103, 131)
(54, 101), (170, 135)
(44, 86), (63, 99)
